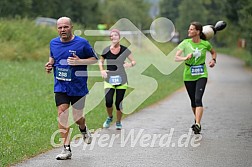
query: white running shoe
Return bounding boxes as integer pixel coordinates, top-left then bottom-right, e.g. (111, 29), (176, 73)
(81, 126), (92, 144)
(56, 148), (72, 160)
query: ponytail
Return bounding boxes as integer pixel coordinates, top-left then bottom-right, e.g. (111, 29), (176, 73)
(200, 32), (206, 40)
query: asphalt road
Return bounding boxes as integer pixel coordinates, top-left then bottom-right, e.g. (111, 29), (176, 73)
(14, 54), (252, 167)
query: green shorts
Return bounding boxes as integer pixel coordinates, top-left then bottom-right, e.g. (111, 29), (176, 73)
(104, 81), (128, 89)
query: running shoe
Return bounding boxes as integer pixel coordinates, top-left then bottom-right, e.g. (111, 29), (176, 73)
(81, 126), (92, 144)
(192, 123), (201, 134)
(103, 117), (113, 128)
(56, 147), (72, 160)
(116, 121), (122, 130)
(191, 120), (196, 129)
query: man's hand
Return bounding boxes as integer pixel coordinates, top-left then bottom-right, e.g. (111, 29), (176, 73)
(67, 54), (80, 65)
(45, 62), (53, 73)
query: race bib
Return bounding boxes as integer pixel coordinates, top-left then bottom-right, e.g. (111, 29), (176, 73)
(190, 65), (204, 76)
(109, 75), (122, 85)
(56, 67), (72, 81)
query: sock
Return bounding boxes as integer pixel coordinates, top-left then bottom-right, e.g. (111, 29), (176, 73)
(64, 145), (71, 152)
(196, 123), (201, 127)
(79, 126), (86, 133)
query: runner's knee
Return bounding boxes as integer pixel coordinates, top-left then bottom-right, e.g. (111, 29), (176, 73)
(106, 99), (113, 108)
(115, 101), (122, 110)
(195, 98), (203, 107)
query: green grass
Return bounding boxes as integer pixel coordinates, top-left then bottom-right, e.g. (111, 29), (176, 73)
(0, 18), (185, 166)
(0, 61), (55, 165)
(0, 53), (184, 167)
(0, 18), (57, 61)
(4, 19), (252, 166)
(216, 47), (252, 67)
(2, 18), (251, 167)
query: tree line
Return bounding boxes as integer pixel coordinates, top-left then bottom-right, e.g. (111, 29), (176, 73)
(0, 0), (151, 28)
(0, 0), (251, 53)
(160, 0), (252, 53)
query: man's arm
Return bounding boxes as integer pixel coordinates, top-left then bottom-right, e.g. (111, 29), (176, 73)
(67, 54), (98, 65)
(45, 57), (54, 73)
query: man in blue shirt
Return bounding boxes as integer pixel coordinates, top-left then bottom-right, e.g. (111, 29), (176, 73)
(45, 17), (97, 160)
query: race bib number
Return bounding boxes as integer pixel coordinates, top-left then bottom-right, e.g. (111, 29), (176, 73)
(190, 65), (204, 76)
(56, 67), (72, 81)
(109, 75), (122, 85)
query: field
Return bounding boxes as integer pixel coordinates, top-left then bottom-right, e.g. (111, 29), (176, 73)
(0, 59), (184, 166)
(2, 18), (250, 167)
(0, 18), (185, 166)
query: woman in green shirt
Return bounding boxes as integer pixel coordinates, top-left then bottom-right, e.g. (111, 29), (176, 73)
(175, 22), (217, 134)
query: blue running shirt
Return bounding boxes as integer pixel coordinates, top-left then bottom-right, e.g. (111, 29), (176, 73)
(50, 36), (97, 96)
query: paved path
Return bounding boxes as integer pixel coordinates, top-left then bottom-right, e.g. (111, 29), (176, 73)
(14, 54), (252, 167)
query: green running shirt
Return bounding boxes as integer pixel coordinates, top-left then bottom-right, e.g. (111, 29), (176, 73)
(178, 39), (212, 81)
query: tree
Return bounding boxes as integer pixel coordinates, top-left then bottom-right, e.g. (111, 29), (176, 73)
(175, 0), (208, 39)
(159, 0), (182, 23)
(99, 0), (152, 29)
(30, 0), (100, 27)
(238, 0), (252, 54)
(0, 0), (152, 29)
(0, 0), (101, 28)
(0, 0), (32, 18)
(201, 0), (227, 25)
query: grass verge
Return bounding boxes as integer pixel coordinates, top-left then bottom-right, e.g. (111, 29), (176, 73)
(0, 52), (184, 166)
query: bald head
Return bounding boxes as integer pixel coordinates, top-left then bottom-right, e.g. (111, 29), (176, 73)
(56, 17), (74, 42)
(57, 17), (72, 26)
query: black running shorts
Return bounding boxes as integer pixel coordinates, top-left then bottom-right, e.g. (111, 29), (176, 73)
(55, 92), (86, 110)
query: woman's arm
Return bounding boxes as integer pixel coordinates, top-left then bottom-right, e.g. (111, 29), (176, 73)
(175, 50), (192, 62)
(99, 56), (108, 78)
(124, 53), (136, 68)
(209, 48), (217, 68)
